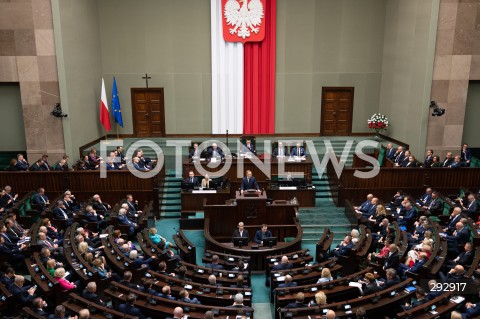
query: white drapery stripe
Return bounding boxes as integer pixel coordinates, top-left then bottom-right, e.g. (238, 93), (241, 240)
(211, 0), (244, 134)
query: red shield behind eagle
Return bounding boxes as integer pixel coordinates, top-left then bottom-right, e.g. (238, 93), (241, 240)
(222, 0), (266, 43)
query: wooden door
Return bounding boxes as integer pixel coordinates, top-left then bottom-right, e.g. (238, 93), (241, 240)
(320, 87), (354, 136)
(131, 88), (165, 137)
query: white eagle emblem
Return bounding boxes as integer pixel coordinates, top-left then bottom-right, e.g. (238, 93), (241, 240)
(224, 0), (264, 39)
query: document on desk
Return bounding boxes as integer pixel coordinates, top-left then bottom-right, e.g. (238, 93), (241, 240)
(192, 190), (216, 194)
(279, 186), (297, 190)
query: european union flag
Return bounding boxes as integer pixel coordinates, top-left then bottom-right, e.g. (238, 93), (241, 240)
(111, 77), (123, 127)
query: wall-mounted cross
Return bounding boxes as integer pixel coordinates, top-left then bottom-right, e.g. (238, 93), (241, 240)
(142, 73), (152, 88)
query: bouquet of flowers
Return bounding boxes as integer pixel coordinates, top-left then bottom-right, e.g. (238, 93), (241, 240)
(367, 113), (389, 131)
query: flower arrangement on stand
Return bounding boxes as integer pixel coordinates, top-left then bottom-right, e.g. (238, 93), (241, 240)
(367, 113), (389, 140)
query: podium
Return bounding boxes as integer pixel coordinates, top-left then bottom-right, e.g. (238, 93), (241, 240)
(235, 191), (267, 220)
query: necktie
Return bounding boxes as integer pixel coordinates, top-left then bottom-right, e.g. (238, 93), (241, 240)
(191, 178), (193, 183)
(297, 148), (300, 156)
(428, 200), (434, 209)
(45, 240), (52, 248)
(3, 234), (11, 243)
(41, 196), (46, 204)
(59, 208), (67, 219)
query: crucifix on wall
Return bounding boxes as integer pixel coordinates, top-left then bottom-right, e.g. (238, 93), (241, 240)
(142, 73), (152, 88)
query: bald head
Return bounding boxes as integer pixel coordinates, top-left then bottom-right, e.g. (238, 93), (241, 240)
(326, 310), (336, 319)
(173, 307), (183, 318)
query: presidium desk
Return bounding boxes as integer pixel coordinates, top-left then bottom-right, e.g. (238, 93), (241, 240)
(181, 156), (316, 214)
(203, 191), (303, 271)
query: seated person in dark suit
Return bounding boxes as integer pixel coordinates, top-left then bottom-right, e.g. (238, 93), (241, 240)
(278, 274), (297, 288)
(32, 297), (50, 318)
(227, 293), (248, 308)
(240, 139), (256, 154)
(286, 292), (307, 308)
(460, 194), (478, 217)
(290, 142), (306, 157)
(240, 170), (260, 192)
(175, 265), (190, 282)
(81, 282), (105, 306)
(232, 222), (249, 240)
(416, 187), (433, 207)
(2, 185), (18, 208)
(400, 252), (428, 277)
(118, 293), (151, 319)
(140, 279), (159, 296)
(398, 202), (416, 226)
(117, 208), (139, 236)
(158, 285), (176, 300)
(189, 143), (200, 159)
(91, 194), (110, 215)
(386, 143), (396, 160)
(357, 272), (379, 295)
(272, 256), (293, 271)
(396, 150), (411, 167)
(52, 200), (74, 226)
(165, 307), (184, 319)
(383, 244), (400, 271)
(390, 190), (405, 208)
(273, 141), (288, 157)
(441, 222), (470, 256)
(132, 156), (149, 171)
(32, 188), (50, 211)
(231, 275), (248, 288)
(426, 191), (443, 215)
(438, 265), (466, 284)
(6, 159), (20, 171)
(354, 194), (373, 215)
(207, 143), (224, 159)
(29, 159), (45, 171)
(405, 155), (417, 167)
(9, 275), (36, 305)
(183, 170), (199, 186)
(465, 301), (480, 318)
(442, 152), (454, 167)
(402, 287), (427, 310)
(393, 146), (405, 164)
(204, 254), (225, 270)
(82, 205), (107, 230)
(254, 224), (273, 245)
(129, 250), (156, 269)
(331, 235), (354, 257)
(178, 289), (201, 304)
(15, 153), (29, 171)
(424, 149), (434, 168)
(48, 305), (73, 319)
(135, 149), (156, 170)
(444, 242), (475, 270)
(208, 274), (222, 287)
(0, 233), (26, 264)
(377, 268), (400, 290)
(119, 271), (139, 290)
(450, 155), (463, 168)
(0, 267), (16, 289)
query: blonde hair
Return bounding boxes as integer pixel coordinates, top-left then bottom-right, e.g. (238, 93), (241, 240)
(376, 205), (387, 216)
(149, 228), (157, 235)
(46, 259), (56, 269)
(78, 242), (88, 254)
(54, 267), (66, 278)
(315, 291), (327, 305)
(321, 268), (331, 279)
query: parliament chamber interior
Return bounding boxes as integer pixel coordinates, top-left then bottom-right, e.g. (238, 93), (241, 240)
(1, 0), (480, 318)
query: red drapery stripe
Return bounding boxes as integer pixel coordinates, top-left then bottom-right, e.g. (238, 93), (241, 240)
(243, 0), (276, 134)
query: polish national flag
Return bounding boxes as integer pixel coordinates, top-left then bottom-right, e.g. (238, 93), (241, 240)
(99, 78), (111, 131)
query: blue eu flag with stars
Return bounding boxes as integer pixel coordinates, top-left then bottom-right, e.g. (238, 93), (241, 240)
(112, 77), (123, 127)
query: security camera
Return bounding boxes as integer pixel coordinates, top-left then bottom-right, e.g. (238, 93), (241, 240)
(51, 103), (67, 118)
(429, 101), (445, 117)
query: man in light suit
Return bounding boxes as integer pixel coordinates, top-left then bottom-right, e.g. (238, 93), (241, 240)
(232, 222), (249, 240)
(273, 141), (288, 157)
(240, 170), (260, 192)
(290, 142), (306, 157)
(183, 170), (199, 186)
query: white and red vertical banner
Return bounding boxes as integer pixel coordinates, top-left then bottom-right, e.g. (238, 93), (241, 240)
(99, 78), (111, 131)
(211, 0), (244, 135)
(212, 0), (276, 134)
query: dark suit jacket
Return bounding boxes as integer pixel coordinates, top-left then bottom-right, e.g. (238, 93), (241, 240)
(465, 200), (479, 215)
(335, 242), (354, 257)
(273, 146), (288, 157)
(286, 301), (307, 308)
(118, 304), (147, 319)
(467, 302), (480, 317)
(386, 148), (396, 160)
(232, 229), (249, 240)
(9, 284), (33, 304)
(461, 149), (472, 162)
(241, 176), (259, 190)
(442, 158), (454, 167)
(290, 147), (306, 157)
(207, 147), (224, 158)
(204, 263), (225, 270)
(15, 160), (28, 171)
(408, 259), (427, 274)
(424, 155), (433, 168)
(456, 250), (474, 266)
(427, 198), (443, 214)
(254, 230), (273, 244)
(394, 151), (405, 163)
(241, 143), (256, 154)
(183, 176), (199, 186)
(29, 164), (43, 171)
(81, 289), (105, 306)
(278, 282), (297, 288)
(384, 252), (400, 270)
(272, 263), (293, 271)
(52, 207), (72, 220)
(32, 193), (48, 209)
(447, 228), (469, 247)
(382, 276), (400, 289)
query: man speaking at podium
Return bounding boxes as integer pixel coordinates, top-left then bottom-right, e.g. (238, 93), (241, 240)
(240, 170), (260, 193)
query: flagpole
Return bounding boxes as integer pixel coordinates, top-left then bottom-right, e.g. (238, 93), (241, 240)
(116, 123), (119, 140)
(104, 129), (108, 141)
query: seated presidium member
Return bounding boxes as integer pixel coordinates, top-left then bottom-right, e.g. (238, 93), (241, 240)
(232, 222), (249, 240)
(240, 139), (256, 154)
(208, 142), (224, 159)
(184, 170), (199, 186)
(273, 141), (288, 157)
(290, 142), (306, 157)
(240, 170), (260, 192)
(201, 174), (211, 189)
(254, 224), (273, 245)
